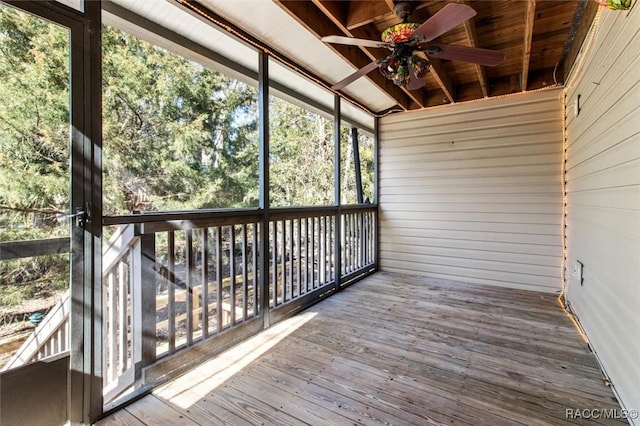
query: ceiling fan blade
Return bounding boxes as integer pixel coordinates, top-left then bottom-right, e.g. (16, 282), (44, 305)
(407, 68), (426, 91)
(331, 60), (381, 91)
(427, 44), (506, 66)
(413, 3), (477, 42)
(322, 35), (390, 49)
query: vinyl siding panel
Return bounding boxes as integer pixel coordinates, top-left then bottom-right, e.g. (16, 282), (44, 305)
(564, 6), (640, 418)
(379, 88), (564, 293)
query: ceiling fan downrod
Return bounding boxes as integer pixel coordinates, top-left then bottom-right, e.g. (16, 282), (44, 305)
(393, 0), (419, 23)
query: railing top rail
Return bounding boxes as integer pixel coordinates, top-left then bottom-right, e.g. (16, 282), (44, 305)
(139, 213), (263, 234)
(103, 207), (261, 226)
(0, 237), (70, 261)
(340, 204), (377, 213)
(102, 204), (377, 232)
(268, 204), (377, 220)
(269, 206), (337, 221)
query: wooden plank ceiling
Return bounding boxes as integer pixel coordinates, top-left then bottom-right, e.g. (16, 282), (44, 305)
(275, 0), (598, 112)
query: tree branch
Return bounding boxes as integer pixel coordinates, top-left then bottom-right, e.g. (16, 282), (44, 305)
(0, 204), (64, 215)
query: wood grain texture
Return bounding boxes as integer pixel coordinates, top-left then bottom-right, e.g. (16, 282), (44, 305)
(97, 272), (623, 425)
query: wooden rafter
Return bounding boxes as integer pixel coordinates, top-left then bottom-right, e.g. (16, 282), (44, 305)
(458, 0), (488, 98)
(275, 0), (412, 110)
(383, 0), (395, 15)
(346, 1), (394, 30)
(522, 0), (536, 91)
(428, 57), (455, 103)
(273, 0), (582, 111)
(310, 0), (426, 108)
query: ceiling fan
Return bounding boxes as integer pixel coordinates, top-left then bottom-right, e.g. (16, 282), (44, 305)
(322, 2), (506, 91)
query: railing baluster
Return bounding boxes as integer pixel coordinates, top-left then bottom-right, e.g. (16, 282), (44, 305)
(344, 213), (348, 276)
(118, 262), (127, 373)
(201, 228), (209, 338)
(215, 227), (223, 332)
(373, 211), (377, 266)
(354, 213), (358, 270)
(304, 217), (310, 294)
(362, 212), (368, 266)
(107, 271), (116, 383)
(353, 213), (357, 271)
(318, 216), (327, 286)
(327, 217), (333, 282)
(280, 220), (286, 304)
(253, 223), (258, 316)
(168, 231), (176, 353)
(230, 225), (236, 326)
(296, 219), (301, 298)
(242, 223), (248, 321)
(366, 211), (370, 265)
(185, 230), (194, 346)
(271, 221), (277, 308)
(352, 213), (357, 272)
(325, 215), (330, 284)
(311, 216), (316, 289)
(288, 219), (293, 301)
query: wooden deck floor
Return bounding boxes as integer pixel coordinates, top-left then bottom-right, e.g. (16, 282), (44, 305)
(97, 272), (624, 425)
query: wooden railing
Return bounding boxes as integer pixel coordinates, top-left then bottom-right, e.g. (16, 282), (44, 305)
(1, 205), (377, 405)
(146, 213), (262, 357)
(341, 205), (376, 282)
(269, 207), (337, 310)
(101, 206), (376, 402)
(101, 224), (140, 401)
(0, 205), (376, 405)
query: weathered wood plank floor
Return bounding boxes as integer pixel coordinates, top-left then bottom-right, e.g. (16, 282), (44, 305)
(97, 272), (624, 425)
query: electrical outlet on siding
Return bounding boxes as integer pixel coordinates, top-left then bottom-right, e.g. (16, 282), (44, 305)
(571, 260), (584, 286)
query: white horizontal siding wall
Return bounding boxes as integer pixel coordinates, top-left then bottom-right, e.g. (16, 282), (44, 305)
(379, 88), (563, 292)
(564, 6), (640, 417)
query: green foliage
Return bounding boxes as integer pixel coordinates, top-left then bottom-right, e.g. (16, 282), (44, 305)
(0, 4), (374, 307)
(0, 6), (70, 235)
(269, 98), (335, 207)
(101, 26), (259, 213)
(0, 6), (70, 295)
(358, 132), (375, 202)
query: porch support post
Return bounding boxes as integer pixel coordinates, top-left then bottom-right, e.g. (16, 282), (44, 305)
(334, 96), (342, 290)
(374, 117), (380, 269)
(70, 0), (103, 422)
(86, 3), (104, 420)
(139, 233), (157, 366)
(258, 52), (271, 328)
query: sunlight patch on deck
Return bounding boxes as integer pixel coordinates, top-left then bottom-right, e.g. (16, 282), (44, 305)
(154, 311), (317, 408)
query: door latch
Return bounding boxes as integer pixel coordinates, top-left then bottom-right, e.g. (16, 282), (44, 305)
(56, 202), (91, 227)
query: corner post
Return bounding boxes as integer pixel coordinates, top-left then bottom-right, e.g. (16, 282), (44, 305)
(334, 96), (342, 290)
(258, 52), (271, 328)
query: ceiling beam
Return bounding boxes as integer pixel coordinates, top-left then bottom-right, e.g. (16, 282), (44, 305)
(428, 58), (455, 103)
(458, 0), (488, 98)
(276, 0), (412, 110)
(311, 0), (426, 108)
(346, 1), (393, 30)
(384, 0), (395, 14)
(521, 0), (536, 91)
